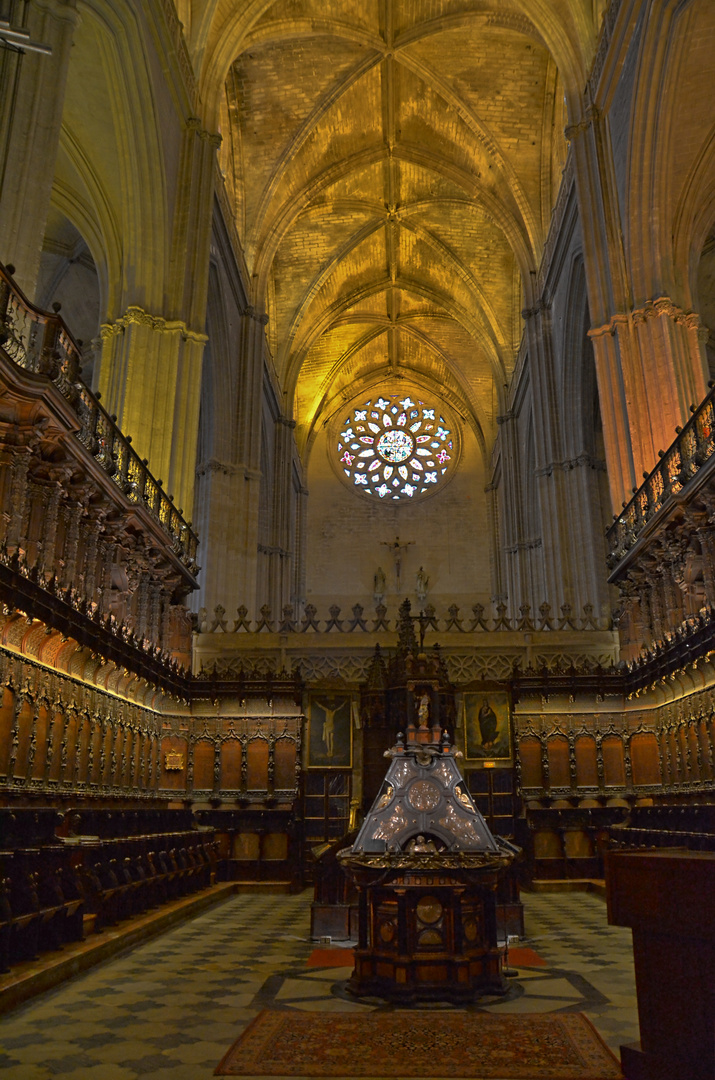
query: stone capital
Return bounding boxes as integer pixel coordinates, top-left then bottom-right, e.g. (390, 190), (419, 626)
(186, 116), (222, 148)
(243, 306), (269, 326)
(564, 105), (599, 142)
(521, 298), (550, 321)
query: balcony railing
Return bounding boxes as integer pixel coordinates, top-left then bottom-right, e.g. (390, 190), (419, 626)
(606, 384), (715, 576)
(0, 262), (198, 573)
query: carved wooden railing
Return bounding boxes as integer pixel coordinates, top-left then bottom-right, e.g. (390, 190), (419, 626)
(606, 382), (715, 576)
(0, 262), (198, 573)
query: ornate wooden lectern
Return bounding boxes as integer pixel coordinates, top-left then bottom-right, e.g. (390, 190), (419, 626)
(339, 723), (515, 1003)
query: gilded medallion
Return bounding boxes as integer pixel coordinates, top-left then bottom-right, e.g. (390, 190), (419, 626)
(406, 779), (441, 811)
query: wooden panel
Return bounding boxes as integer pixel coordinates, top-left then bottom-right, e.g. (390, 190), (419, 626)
(101, 724), (113, 785)
(563, 829), (593, 857)
(546, 735), (570, 788)
(668, 731), (680, 783)
(133, 732), (142, 785)
(31, 704), (49, 779)
(220, 739), (242, 789)
(121, 728), (132, 785)
(233, 832), (260, 860)
(113, 728), (124, 784)
(13, 699), (33, 778)
(274, 736), (296, 791)
(606, 851), (715, 1080)
(247, 738), (269, 790)
(0, 687), (13, 774)
(699, 720), (713, 780)
(630, 732), (661, 786)
(77, 714), (91, 783)
(533, 829), (562, 858)
(574, 734), (598, 786)
(263, 833), (288, 860)
(147, 737), (158, 787)
(159, 734), (187, 790)
(518, 737), (542, 787)
(49, 711), (64, 781)
(602, 735), (625, 786)
(193, 739), (215, 789)
(90, 723), (103, 783)
(688, 726), (700, 781)
(65, 713), (78, 781)
(678, 727), (691, 781)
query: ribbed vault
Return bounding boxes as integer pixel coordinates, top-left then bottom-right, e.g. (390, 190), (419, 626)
(215, 0), (582, 459)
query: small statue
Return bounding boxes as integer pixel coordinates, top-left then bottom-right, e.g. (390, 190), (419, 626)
(455, 785), (474, 812)
(375, 784), (394, 811)
(408, 834), (439, 854)
(417, 692), (430, 727)
(373, 565), (386, 603)
(416, 566), (429, 603)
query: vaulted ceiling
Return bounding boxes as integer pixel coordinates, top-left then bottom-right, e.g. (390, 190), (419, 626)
(217, 0), (576, 458)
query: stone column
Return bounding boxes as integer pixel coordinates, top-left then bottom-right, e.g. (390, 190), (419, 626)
(523, 299), (609, 615)
(235, 307), (269, 614)
(98, 310), (206, 516)
(270, 415), (298, 612)
(292, 482), (309, 613)
(494, 409), (543, 612)
(96, 116), (218, 518)
(569, 104), (709, 507)
(0, 0), (79, 298)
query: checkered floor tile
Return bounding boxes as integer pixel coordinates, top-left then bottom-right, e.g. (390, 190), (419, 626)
(0, 890), (636, 1078)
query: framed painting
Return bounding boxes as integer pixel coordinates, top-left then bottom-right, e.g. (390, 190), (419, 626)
(306, 693), (353, 769)
(460, 689), (512, 765)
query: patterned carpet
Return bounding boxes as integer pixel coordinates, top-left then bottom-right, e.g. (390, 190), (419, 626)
(215, 1010), (623, 1078)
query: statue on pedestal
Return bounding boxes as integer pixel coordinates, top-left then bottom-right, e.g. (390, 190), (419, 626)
(373, 565), (386, 604)
(416, 566), (429, 604)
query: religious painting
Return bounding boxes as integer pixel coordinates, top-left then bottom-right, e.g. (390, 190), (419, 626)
(306, 693), (352, 768)
(460, 690), (512, 764)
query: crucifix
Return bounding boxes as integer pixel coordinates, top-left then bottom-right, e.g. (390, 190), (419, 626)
(409, 608), (430, 651)
(380, 535), (414, 592)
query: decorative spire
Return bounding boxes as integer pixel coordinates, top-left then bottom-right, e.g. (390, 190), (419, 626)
(396, 597), (417, 655)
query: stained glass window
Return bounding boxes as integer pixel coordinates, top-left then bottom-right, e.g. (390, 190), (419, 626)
(335, 393), (455, 501)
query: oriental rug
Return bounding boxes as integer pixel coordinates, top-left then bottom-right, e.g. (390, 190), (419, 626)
(306, 947), (355, 967)
(505, 947), (547, 967)
(214, 1009), (623, 1078)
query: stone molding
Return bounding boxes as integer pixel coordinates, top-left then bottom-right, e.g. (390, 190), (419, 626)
(537, 149), (574, 293)
(504, 538), (543, 554)
(158, 0), (197, 109)
(100, 306), (208, 344)
(195, 458), (239, 479)
(535, 453), (607, 477)
(589, 298), (704, 339)
(186, 116), (222, 149)
(587, 0), (625, 102)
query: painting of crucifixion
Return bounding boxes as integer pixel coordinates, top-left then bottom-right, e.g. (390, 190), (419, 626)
(307, 693), (353, 768)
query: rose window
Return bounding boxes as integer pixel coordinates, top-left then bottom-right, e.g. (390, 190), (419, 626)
(336, 393), (455, 501)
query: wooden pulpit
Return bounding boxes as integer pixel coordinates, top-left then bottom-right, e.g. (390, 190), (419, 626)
(605, 849), (715, 1080)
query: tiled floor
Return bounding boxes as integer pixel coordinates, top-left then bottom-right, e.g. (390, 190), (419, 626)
(0, 889), (637, 1078)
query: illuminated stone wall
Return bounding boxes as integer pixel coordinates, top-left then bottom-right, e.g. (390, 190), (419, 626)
(305, 421), (491, 612)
